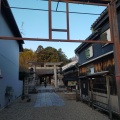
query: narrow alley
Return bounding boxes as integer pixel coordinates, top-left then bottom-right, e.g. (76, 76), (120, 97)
(0, 85), (112, 120)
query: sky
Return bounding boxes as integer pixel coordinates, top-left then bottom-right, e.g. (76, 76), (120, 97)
(8, 0), (106, 59)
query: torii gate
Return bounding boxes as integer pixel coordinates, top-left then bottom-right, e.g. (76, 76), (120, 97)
(28, 62), (62, 88)
(36, 62), (62, 88)
(0, 0), (120, 113)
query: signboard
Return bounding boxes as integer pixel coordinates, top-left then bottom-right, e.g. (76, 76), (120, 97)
(68, 81), (76, 86)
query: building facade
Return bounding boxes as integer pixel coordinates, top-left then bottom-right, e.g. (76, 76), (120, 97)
(0, 0), (24, 109)
(75, 1), (120, 115)
(62, 61), (78, 90)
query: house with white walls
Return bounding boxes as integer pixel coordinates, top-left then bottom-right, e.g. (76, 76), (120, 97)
(0, 0), (24, 109)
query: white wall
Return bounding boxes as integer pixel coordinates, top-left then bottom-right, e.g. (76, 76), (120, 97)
(0, 14), (23, 109)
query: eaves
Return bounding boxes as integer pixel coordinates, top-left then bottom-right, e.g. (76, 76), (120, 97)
(75, 31), (99, 54)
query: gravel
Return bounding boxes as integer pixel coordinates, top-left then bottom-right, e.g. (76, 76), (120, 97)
(0, 92), (113, 120)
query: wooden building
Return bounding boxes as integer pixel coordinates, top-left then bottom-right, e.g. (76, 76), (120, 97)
(62, 61), (78, 90)
(75, 1), (120, 116)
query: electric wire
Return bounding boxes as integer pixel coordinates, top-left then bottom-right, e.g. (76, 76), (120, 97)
(56, 0), (60, 11)
(2, 0), (101, 15)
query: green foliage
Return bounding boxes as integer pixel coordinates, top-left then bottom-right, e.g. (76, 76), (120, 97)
(36, 45), (44, 53)
(19, 46), (71, 73)
(23, 48), (32, 52)
(58, 48), (70, 65)
(19, 48), (37, 72)
(36, 46), (70, 65)
(37, 47), (59, 62)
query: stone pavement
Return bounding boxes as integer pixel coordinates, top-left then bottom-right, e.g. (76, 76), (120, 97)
(0, 85), (118, 120)
(36, 84), (55, 93)
(35, 84), (64, 107)
(34, 93), (65, 107)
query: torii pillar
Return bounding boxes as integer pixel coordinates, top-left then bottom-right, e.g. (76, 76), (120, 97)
(53, 63), (63, 89)
(54, 64), (58, 88)
(43, 62), (62, 89)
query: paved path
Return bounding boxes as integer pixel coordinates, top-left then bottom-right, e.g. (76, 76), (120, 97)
(34, 92), (65, 107)
(36, 84), (55, 93)
(35, 84), (64, 107)
(0, 85), (119, 120)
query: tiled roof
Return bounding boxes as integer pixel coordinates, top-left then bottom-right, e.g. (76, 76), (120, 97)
(75, 1), (120, 54)
(62, 60), (78, 71)
(91, 0), (120, 29)
(91, 8), (107, 30)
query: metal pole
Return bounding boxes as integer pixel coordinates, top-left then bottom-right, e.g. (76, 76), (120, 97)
(48, 0), (52, 40)
(0, 0), (1, 27)
(110, 1), (120, 114)
(66, 2), (70, 40)
(49, 0), (108, 6)
(0, 36), (113, 43)
(108, 4), (114, 42)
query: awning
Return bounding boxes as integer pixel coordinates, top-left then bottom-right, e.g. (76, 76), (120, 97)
(78, 71), (109, 80)
(87, 71), (109, 78)
(79, 76), (87, 79)
(62, 77), (78, 81)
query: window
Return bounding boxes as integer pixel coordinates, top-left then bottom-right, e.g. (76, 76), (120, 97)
(86, 66), (94, 75)
(100, 29), (111, 46)
(92, 77), (107, 94)
(85, 46), (93, 59)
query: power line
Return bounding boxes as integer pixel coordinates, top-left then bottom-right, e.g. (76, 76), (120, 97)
(2, 1), (100, 15)
(56, 0), (60, 11)
(9, 6), (101, 15)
